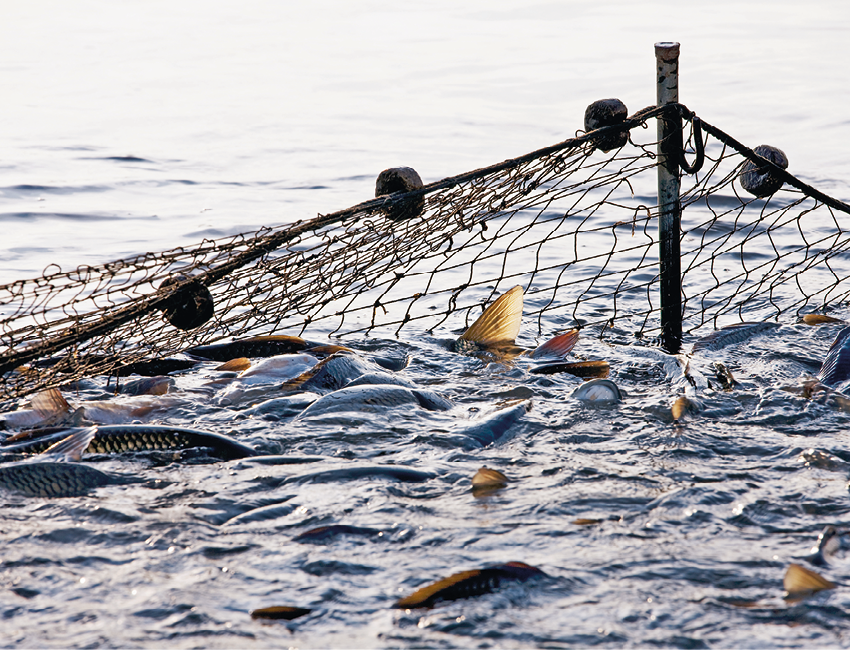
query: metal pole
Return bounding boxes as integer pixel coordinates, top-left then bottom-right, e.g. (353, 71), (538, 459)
(655, 41), (682, 353)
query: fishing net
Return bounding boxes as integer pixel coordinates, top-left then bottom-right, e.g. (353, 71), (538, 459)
(2, 103), (849, 408)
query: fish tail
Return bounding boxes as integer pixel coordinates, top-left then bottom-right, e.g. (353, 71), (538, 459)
(530, 329), (579, 359)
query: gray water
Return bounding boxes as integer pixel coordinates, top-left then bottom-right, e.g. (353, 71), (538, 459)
(3, 1), (850, 647)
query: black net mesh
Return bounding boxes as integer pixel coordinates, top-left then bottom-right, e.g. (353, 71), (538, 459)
(2, 104), (849, 408)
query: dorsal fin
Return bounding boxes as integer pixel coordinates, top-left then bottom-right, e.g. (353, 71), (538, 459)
(460, 286), (523, 345)
(39, 426), (98, 461)
(29, 388), (72, 418)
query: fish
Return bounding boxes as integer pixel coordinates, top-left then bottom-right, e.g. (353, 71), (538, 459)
(185, 335), (317, 361)
(453, 286), (579, 362)
(691, 322), (779, 352)
(250, 606), (312, 621)
(296, 384), (452, 419)
(800, 314), (844, 326)
(0, 427), (135, 497)
(799, 449), (849, 472)
(471, 466), (509, 496)
(1, 424), (256, 460)
(529, 360), (610, 378)
(817, 325), (850, 387)
(117, 376), (174, 396)
(280, 352), (395, 395)
(0, 388), (86, 430)
(571, 378), (622, 402)
(293, 524), (383, 543)
(32, 356), (199, 377)
(805, 526), (843, 567)
(783, 563), (835, 599)
(671, 395), (693, 421)
(393, 561), (545, 609)
(283, 465), (436, 485)
(456, 401), (530, 448)
(214, 353), (321, 405)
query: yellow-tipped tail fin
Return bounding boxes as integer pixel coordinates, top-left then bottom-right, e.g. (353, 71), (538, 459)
(460, 286), (523, 345)
(784, 563), (835, 598)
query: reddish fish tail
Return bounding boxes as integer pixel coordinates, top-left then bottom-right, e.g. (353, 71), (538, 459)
(530, 329), (579, 359)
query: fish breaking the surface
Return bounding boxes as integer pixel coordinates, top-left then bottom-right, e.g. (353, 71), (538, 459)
(0, 427), (136, 497)
(393, 561), (545, 609)
(2, 424), (256, 460)
(452, 285), (579, 362)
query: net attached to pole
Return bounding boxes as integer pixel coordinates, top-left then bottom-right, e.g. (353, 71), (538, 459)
(1, 104), (849, 409)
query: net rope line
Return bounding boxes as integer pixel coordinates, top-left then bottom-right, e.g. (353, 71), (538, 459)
(1, 103), (849, 407)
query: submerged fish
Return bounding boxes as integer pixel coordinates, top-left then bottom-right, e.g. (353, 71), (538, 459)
(393, 561), (545, 609)
(283, 465), (436, 485)
(691, 322), (779, 352)
(293, 524), (383, 543)
(1, 424), (256, 460)
(296, 384), (452, 419)
(453, 286), (579, 362)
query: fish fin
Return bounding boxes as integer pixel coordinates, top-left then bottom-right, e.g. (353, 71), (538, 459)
(472, 467), (509, 488)
(305, 344), (353, 357)
(817, 325), (850, 385)
(29, 388), (72, 419)
(216, 357), (252, 372)
(250, 606), (312, 621)
(460, 286), (523, 345)
(530, 329), (579, 359)
(671, 396), (692, 421)
(279, 357), (328, 391)
(801, 314), (844, 326)
(393, 569), (483, 609)
(246, 334), (307, 345)
(39, 426), (98, 461)
(784, 563), (835, 597)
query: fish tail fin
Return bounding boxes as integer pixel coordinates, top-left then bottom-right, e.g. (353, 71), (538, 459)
(460, 286), (523, 345)
(530, 329), (579, 359)
(40, 426), (98, 461)
(784, 563), (835, 597)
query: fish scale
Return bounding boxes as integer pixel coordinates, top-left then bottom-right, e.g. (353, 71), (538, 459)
(1, 425), (256, 460)
(0, 461), (114, 498)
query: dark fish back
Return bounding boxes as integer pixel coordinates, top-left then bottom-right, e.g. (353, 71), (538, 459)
(2, 425), (256, 460)
(0, 461), (113, 497)
(393, 562), (544, 609)
(185, 336), (312, 361)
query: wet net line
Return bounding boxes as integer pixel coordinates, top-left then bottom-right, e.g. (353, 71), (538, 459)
(1, 103), (849, 407)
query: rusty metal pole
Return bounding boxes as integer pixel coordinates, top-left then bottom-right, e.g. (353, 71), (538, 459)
(655, 41), (683, 353)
